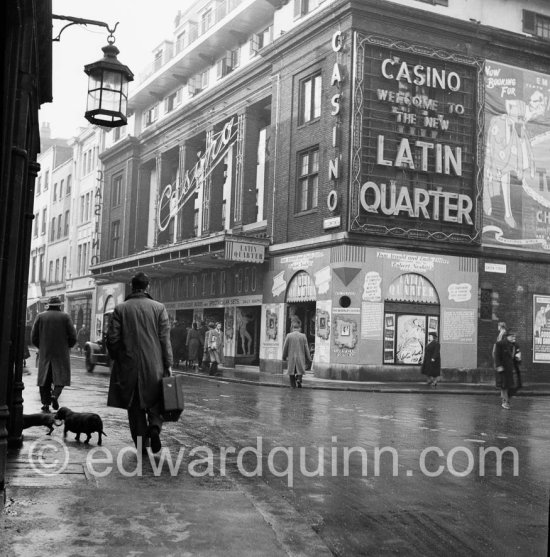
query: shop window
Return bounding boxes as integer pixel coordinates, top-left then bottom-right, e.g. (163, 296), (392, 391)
(298, 73), (322, 125)
(523, 10), (550, 40)
(296, 147), (319, 212)
(384, 273), (440, 365)
(480, 288), (493, 320)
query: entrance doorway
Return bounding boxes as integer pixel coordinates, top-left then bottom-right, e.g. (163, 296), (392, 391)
(287, 302), (316, 349)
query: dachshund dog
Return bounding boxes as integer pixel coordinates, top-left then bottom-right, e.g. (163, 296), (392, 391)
(54, 407), (106, 446)
(22, 413), (61, 435)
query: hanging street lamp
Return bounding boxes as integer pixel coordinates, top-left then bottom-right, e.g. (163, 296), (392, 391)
(53, 15), (134, 128)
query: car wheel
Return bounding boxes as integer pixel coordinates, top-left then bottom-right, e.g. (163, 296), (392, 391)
(85, 348), (95, 373)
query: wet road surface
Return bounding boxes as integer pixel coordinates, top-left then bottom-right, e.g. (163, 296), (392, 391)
(5, 357), (549, 556)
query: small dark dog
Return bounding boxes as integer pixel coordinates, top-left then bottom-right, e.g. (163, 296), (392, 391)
(22, 413), (61, 435)
(54, 407), (106, 446)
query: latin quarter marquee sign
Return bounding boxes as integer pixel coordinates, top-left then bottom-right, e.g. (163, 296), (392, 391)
(351, 35), (482, 244)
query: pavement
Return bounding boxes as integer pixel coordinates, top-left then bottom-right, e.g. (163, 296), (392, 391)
(173, 362), (550, 396)
(2, 353), (549, 556)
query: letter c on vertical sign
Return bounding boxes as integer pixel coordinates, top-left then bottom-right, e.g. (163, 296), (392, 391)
(327, 190), (338, 212)
(332, 31), (343, 52)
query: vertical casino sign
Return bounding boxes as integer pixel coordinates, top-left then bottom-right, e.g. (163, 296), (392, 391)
(350, 34), (483, 243)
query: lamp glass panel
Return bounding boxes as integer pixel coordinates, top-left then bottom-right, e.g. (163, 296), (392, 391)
(101, 90), (121, 112)
(103, 70), (123, 91)
(87, 89), (101, 111)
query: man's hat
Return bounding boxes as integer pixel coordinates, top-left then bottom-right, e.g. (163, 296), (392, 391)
(47, 296), (62, 307)
(208, 322), (215, 328)
(131, 272), (150, 289)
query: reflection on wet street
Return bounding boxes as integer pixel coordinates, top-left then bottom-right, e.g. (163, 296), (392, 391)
(23, 364), (550, 556)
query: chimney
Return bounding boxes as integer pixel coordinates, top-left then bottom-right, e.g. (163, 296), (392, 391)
(40, 122), (52, 140)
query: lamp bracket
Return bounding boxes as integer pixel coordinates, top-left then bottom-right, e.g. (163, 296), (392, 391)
(52, 14), (119, 43)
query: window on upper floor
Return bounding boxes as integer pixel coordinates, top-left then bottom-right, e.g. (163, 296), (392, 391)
(165, 92), (177, 113)
(153, 49), (163, 72)
(145, 104), (159, 127)
(66, 174), (71, 194)
(523, 10), (550, 40)
(200, 70), (209, 90)
(294, 0), (321, 19)
(44, 170), (49, 190)
(57, 214), (62, 239)
(85, 192), (91, 221)
(299, 72), (322, 125)
(48, 260), (53, 283)
(113, 126), (122, 142)
(53, 182), (58, 201)
(112, 175), (123, 206)
(250, 26), (273, 57)
(41, 208), (47, 235)
(50, 217), (56, 241)
(175, 30), (187, 55)
(36, 176), (41, 194)
(60, 179), (64, 198)
(200, 7), (213, 35)
(55, 259), (60, 283)
(33, 213), (39, 237)
(62, 257), (67, 281)
(111, 221), (121, 259)
(64, 210), (70, 236)
(296, 146), (319, 212)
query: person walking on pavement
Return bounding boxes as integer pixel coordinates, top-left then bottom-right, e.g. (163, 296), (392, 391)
(186, 322), (201, 371)
(204, 321), (223, 376)
(421, 332), (441, 387)
(76, 325), (89, 355)
(494, 329), (517, 409)
(198, 320), (209, 371)
(31, 296), (77, 412)
(106, 272), (173, 454)
(282, 322), (311, 388)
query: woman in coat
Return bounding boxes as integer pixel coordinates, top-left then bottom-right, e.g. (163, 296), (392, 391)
(282, 322), (311, 388)
(31, 296), (77, 411)
(421, 332), (441, 387)
(186, 322), (202, 370)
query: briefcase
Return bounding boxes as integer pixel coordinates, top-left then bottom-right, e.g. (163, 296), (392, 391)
(162, 375), (185, 422)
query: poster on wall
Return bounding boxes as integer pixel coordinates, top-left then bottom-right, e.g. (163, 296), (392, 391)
(533, 295), (550, 362)
(351, 34), (482, 244)
(395, 315), (426, 364)
(483, 61), (550, 252)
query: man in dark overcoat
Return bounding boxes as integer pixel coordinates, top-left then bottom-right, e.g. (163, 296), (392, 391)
(31, 296), (77, 412)
(282, 322), (311, 388)
(106, 272), (173, 453)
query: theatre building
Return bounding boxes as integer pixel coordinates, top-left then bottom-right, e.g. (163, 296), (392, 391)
(92, 0), (550, 382)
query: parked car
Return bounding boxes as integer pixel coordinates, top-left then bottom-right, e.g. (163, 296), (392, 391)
(84, 310), (113, 372)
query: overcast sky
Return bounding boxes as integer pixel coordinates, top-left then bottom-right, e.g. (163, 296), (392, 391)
(41, 0), (185, 138)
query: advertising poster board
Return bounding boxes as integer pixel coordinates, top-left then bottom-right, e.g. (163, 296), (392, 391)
(483, 61), (550, 252)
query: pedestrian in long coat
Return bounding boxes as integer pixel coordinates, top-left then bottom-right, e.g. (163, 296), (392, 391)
(31, 296), (77, 412)
(282, 322), (311, 388)
(186, 322), (201, 369)
(106, 272), (173, 453)
(421, 332), (441, 387)
(204, 322), (223, 375)
(494, 330), (517, 409)
(170, 321), (187, 366)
